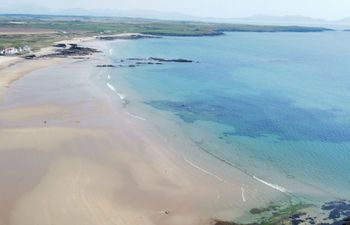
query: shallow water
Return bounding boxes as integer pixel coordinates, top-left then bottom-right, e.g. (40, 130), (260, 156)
(104, 32), (350, 206)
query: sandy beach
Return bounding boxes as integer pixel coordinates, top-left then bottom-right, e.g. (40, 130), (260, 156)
(0, 39), (285, 225)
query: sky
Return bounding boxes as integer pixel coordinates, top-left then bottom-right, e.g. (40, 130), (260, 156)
(1, 0), (350, 20)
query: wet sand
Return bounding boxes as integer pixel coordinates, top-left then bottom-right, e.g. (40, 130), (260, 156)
(0, 40), (285, 225)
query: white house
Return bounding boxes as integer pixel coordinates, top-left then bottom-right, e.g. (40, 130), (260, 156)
(0, 46), (31, 56)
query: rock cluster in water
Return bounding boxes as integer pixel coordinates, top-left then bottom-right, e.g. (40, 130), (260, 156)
(213, 200), (350, 225)
(96, 64), (115, 68)
(320, 200), (350, 224)
(96, 57), (197, 69)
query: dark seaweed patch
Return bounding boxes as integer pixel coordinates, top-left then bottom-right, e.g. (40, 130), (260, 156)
(148, 93), (350, 142)
(249, 204), (280, 215)
(321, 200), (350, 223)
(214, 200), (350, 225)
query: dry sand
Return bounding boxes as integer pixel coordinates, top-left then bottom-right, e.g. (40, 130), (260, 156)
(0, 57), (21, 70)
(0, 58), (63, 101)
(0, 40), (284, 225)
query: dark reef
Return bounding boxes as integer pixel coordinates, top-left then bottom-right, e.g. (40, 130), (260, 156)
(98, 57), (196, 68)
(148, 57), (193, 63)
(321, 200), (350, 222)
(214, 201), (350, 225)
(148, 92), (350, 143)
(53, 43), (67, 48)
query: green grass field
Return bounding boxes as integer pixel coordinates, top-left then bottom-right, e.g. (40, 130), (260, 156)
(0, 14), (333, 53)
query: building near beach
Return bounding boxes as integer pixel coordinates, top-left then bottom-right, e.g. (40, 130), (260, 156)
(0, 46), (31, 56)
(0, 48), (18, 55)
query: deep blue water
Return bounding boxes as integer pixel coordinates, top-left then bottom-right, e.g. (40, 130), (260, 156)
(106, 32), (350, 203)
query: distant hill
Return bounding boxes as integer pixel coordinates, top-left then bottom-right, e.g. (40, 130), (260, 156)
(0, 4), (349, 28)
(220, 15), (328, 25)
(0, 4), (194, 21)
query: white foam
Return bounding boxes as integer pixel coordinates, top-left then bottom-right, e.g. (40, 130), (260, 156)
(106, 83), (125, 100)
(184, 158), (224, 182)
(241, 187), (246, 202)
(109, 48), (113, 55)
(125, 111), (146, 121)
(117, 93), (125, 100)
(253, 176), (288, 193)
(107, 75), (111, 80)
(107, 82), (116, 92)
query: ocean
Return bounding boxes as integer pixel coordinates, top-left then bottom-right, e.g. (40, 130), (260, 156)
(101, 32), (350, 216)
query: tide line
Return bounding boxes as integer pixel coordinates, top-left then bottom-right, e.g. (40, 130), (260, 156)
(253, 175), (288, 193)
(241, 187), (246, 202)
(184, 158), (224, 182)
(106, 83), (125, 100)
(125, 111), (146, 121)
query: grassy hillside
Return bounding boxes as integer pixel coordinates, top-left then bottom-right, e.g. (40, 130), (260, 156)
(0, 14), (333, 52)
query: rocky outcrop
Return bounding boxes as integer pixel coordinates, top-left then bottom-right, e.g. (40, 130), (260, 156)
(40, 44), (100, 58)
(96, 64), (115, 68)
(53, 43), (67, 48)
(97, 34), (161, 40)
(96, 56), (197, 69)
(23, 54), (36, 60)
(148, 57), (193, 63)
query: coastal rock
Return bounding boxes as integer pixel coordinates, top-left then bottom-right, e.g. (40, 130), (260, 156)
(321, 200), (350, 221)
(96, 64), (115, 67)
(148, 57), (193, 63)
(127, 58), (145, 61)
(23, 54), (36, 60)
(213, 220), (258, 225)
(53, 43), (67, 48)
(40, 44), (100, 58)
(115, 56), (196, 69)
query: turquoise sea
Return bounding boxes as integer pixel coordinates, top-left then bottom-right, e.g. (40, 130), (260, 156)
(102, 32), (350, 218)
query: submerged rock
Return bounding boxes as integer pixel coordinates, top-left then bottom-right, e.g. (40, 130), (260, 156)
(321, 200), (350, 221)
(127, 58), (145, 61)
(116, 56), (196, 69)
(213, 220), (258, 225)
(96, 64), (115, 67)
(148, 57), (193, 63)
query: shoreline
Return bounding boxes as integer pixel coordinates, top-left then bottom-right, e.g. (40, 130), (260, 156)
(0, 37), (284, 225)
(0, 36), (96, 99)
(0, 35), (345, 225)
(89, 37), (350, 225)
